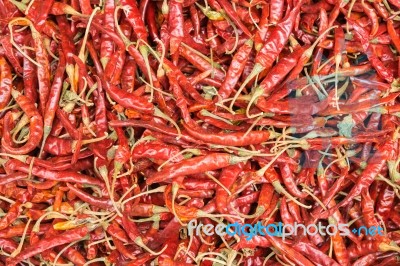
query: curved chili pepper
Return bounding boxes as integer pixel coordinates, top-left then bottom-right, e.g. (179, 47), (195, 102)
(258, 45), (308, 97)
(132, 140), (182, 162)
(29, 24), (51, 114)
(350, 21), (394, 83)
(2, 90), (43, 154)
(265, 234), (315, 266)
(0, 37), (23, 74)
(362, 1), (379, 37)
(257, 0), (304, 71)
(163, 59), (211, 105)
(321, 138), (393, 219)
(214, 0), (251, 37)
(168, 0), (184, 55)
(218, 39), (253, 99)
(182, 121), (275, 146)
(0, 56), (12, 109)
(178, 44), (225, 81)
(42, 51), (65, 150)
(66, 183), (112, 210)
(99, 0), (115, 68)
(146, 153), (246, 185)
(5, 159), (104, 187)
(0, 201), (22, 231)
(6, 226), (88, 266)
(121, 0), (148, 42)
(292, 241), (341, 266)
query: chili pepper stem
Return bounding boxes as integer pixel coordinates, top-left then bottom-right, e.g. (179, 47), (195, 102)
(229, 155), (252, 165)
(157, 149), (201, 171)
(8, 18), (40, 67)
(388, 160), (400, 184)
(257, 145), (300, 177)
(0, 153), (27, 163)
(94, 160), (123, 217)
(229, 63), (264, 112)
(11, 114), (30, 144)
(39, 126), (51, 157)
(246, 87), (264, 119)
(302, 188), (326, 210)
(171, 182), (184, 226)
(272, 181), (311, 209)
(9, 0), (26, 12)
(224, 16), (239, 54)
(10, 218), (32, 258)
(131, 213), (167, 222)
(120, 186), (167, 209)
(200, 109), (234, 125)
(154, 108), (181, 139)
(379, 242), (400, 252)
(205, 172), (231, 195)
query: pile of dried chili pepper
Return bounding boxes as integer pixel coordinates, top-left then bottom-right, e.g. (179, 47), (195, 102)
(0, 0), (400, 265)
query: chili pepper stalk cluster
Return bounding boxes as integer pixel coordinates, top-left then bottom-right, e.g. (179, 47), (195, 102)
(0, 0), (400, 265)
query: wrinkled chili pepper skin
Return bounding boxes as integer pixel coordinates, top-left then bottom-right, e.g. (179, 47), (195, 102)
(257, 0), (304, 70)
(6, 226), (88, 266)
(104, 84), (154, 114)
(351, 21), (394, 83)
(2, 92), (43, 154)
(132, 141), (182, 162)
(218, 39), (253, 99)
(0, 56), (12, 109)
(168, 0), (184, 55)
(0, 201), (22, 231)
(5, 159), (104, 187)
(182, 121), (272, 146)
(146, 153), (239, 185)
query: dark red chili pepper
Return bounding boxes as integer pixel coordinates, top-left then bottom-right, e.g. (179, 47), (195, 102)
(145, 1), (159, 41)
